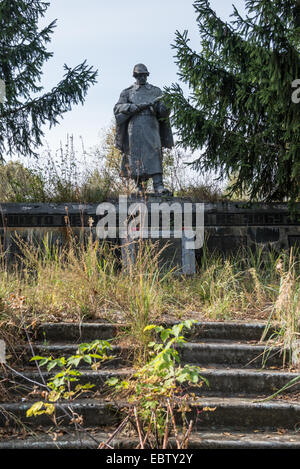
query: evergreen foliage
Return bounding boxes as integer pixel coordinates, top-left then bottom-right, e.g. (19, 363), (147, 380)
(0, 0), (97, 159)
(165, 0), (300, 202)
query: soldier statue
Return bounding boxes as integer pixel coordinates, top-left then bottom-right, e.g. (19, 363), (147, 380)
(114, 64), (174, 195)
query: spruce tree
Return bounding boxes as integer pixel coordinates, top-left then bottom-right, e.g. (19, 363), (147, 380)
(0, 0), (98, 159)
(165, 0), (300, 202)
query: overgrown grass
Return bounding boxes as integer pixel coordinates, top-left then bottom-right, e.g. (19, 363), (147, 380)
(0, 231), (299, 366)
(262, 249), (300, 368)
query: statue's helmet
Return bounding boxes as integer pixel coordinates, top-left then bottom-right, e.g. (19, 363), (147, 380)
(133, 64), (149, 76)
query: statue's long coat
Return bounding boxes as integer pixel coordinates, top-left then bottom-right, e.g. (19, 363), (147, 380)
(114, 83), (174, 179)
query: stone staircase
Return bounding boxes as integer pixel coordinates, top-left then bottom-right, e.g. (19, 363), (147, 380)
(1, 321), (300, 449)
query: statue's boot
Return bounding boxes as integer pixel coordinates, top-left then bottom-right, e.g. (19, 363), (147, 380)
(152, 173), (172, 196)
(134, 179), (146, 197)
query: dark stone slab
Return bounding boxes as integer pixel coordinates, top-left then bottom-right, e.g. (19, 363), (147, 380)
(0, 202), (300, 227)
(206, 235), (248, 253)
(1, 202), (300, 262)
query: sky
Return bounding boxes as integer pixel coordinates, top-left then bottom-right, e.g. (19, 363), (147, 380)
(38, 0), (246, 152)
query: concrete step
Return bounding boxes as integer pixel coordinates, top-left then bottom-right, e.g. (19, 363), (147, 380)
(198, 367), (300, 396)
(18, 341), (286, 369)
(1, 397), (300, 431)
(34, 321), (272, 343)
(6, 366), (300, 397)
(188, 431), (300, 449)
(0, 429), (299, 449)
(179, 342), (284, 368)
(34, 322), (121, 342)
(2, 319), (298, 450)
(17, 344), (132, 369)
(3, 368), (129, 398)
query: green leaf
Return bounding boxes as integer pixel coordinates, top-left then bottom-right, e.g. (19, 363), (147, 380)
(106, 377), (119, 387)
(143, 325), (156, 332)
(67, 356), (82, 367)
(83, 355), (92, 365)
(26, 401), (44, 418)
(160, 329), (171, 342)
(47, 361), (58, 372)
(44, 403), (55, 415)
(30, 356), (47, 362)
(148, 341), (156, 348)
(80, 383), (95, 390)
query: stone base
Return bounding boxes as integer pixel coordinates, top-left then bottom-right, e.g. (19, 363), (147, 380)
(1, 202), (300, 270)
(120, 232), (196, 275)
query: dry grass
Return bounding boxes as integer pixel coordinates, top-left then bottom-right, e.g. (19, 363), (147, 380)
(262, 250), (300, 367)
(0, 231), (299, 364)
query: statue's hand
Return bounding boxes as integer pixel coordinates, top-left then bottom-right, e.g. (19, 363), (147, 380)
(130, 104), (140, 114)
(137, 102), (151, 111)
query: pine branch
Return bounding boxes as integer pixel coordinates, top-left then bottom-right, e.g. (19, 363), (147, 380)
(0, 1), (98, 158)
